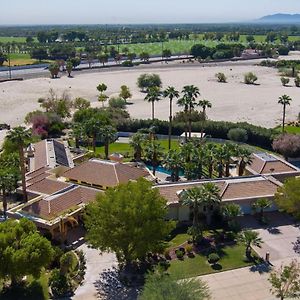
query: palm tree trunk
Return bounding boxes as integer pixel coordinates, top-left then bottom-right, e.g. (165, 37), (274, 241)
(225, 163), (230, 177)
(208, 164), (213, 178)
(152, 101), (155, 120)
(2, 192), (7, 220)
(168, 99), (173, 150)
(188, 106), (192, 139)
(105, 143), (109, 160)
(19, 145), (27, 202)
(92, 135), (96, 153)
(184, 109), (188, 143)
(193, 203), (199, 228)
(282, 104), (286, 133)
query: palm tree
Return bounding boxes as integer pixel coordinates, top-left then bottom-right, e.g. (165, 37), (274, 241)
(144, 140), (164, 176)
(129, 132), (146, 162)
(84, 118), (104, 152)
(204, 144), (217, 178)
(239, 230), (263, 258)
(222, 144), (237, 178)
(71, 123), (87, 148)
(177, 95), (189, 142)
(163, 86), (179, 149)
(181, 183), (221, 228)
(198, 99), (212, 117)
(252, 198), (272, 221)
(215, 146), (227, 178)
(7, 127), (31, 202)
(235, 147), (252, 176)
(0, 169), (18, 219)
(144, 87), (161, 120)
(182, 85), (200, 138)
(278, 95), (292, 133)
(98, 125), (117, 160)
(163, 149), (183, 182)
(222, 203), (242, 231)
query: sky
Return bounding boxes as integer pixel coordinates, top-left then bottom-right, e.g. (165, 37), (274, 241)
(2, 0), (300, 25)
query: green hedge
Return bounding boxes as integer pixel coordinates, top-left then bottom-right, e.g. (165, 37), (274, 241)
(117, 119), (275, 149)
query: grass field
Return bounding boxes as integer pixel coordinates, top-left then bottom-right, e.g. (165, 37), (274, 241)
(0, 36), (28, 43)
(275, 125), (300, 134)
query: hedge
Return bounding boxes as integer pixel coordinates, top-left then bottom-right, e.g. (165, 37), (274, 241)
(117, 119), (275, 149)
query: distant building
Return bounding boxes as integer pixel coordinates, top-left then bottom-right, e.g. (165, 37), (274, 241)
(241, 49), (263, 59)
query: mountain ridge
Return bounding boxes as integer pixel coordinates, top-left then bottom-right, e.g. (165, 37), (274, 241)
(258, 13), (300, 23)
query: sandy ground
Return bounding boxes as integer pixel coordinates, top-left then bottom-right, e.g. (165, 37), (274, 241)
(0, 56), (299, 134)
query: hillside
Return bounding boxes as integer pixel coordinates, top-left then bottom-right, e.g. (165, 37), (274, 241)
(258, 13), (300, 23)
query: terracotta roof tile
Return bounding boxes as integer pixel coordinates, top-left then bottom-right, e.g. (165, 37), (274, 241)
(22, 186), (99, 220)
(27, 178), (71, 195)
(63, 159), (149, 187)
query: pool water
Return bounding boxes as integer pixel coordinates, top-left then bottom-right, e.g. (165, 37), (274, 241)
(146, 165), (184, 176)
(290, 161), (300, 168)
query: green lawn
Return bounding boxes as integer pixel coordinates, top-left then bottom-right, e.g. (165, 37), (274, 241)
(168, 243), (257, 279)
(0, 36), (28, 43)
(274, 125), (300, 134)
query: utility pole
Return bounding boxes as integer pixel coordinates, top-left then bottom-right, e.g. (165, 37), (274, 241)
(7, 45), (12, 80)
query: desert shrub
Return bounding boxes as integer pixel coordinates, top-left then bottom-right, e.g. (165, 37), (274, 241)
(109, 97), (126, 109)
(281, 77), (290, 86)
(295, 76), (300, 87)
(227, 128), (248, 143)
(273, 134), (300, 159)
(244, 72), (258, 84)
(208, 253), (220, 264)
(215, 72), (227, 83)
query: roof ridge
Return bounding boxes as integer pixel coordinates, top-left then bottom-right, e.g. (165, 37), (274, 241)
(113, 163), (120, 184)
(220, 182), (229, 198)
(259, 161), (267, 174)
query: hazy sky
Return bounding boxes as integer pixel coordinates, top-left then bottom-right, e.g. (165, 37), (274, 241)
(2, 0), (300, 24)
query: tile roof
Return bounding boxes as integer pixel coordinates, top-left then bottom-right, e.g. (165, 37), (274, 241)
(63, 159), (149, 187)
(248, 153), (297, 175)
(22, 186), (99, 220)
(27, 178), (71, 195)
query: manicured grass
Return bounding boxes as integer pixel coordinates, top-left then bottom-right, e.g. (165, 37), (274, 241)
(168, 233), (190, 248)
(2, 53), (36, 66)
(274, 125), (300, 134)
(168, 243), (257, 279)
(0, 36), (28, 43)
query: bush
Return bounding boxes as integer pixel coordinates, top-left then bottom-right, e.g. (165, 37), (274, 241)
(277, 46), (289, 56)
(208, 253), (220, 265)
(164, 249), (171, 260)
(273, 134), (300, 159)
(175, 249), (184, 259)
(215, 72), (227, 83)
(109, 97), (126, 109)
(49, 269), (71, 297)
(295, 76), (300, 87)
(281, 77), (290, 86)
(137, 74), (162, 91)
(185, 244), (193, 254)
(122, 60), (134, 67)
(244, 72), (258, 84)
(227, 128), (248, 143)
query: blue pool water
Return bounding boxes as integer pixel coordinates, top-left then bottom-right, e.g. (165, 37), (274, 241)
(146, 165), (184, 176)
(291, 161), (300, 168)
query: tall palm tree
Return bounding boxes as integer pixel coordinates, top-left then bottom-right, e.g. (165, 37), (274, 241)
(222, 203), (242, 231)
(7, 127), (31, 202)
(252, 198), (272, 221)
(239, 230), (263, 258)
(204, 144), (217, 178)
(163, 86), (179, 149)
(129, 132), (146, 162)
(180, 183), (221, 227)
(215, 146), (226, 178)
(236, 146), (252, 176)
(163, 149), (183, 182)
(278, 95), (292, 133)
(222, 144), (237, 178)
(177, 95), (189, 142)
(98, 125), (117, 160)
(144, 87), (161, 120)
(72, 122), (87, 149)
(84, 118), (103, 152)
(182, 85), (200, 139)
(144, 140), (164, 176)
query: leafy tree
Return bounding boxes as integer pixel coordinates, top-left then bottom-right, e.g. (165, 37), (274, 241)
(273, 134), (300, 160)
(97, 83), (108, 107)
(244, 72), (258, 84)
(0, 52), (8, 66)
(0, 219), (54, 285)
(60, 252), (75, 275)
(227, 128), (248, 143)
(98, 53), (109, 66)
(163, 86), (179, 149)
(162, 49), (172, 61)
(49, 62), (60, 79)
(246, 35), (255, 43)
(137, 73), (162, 92)
(98, 125), (117, 159)
(31, 48), (48, 61)
(269, 259), (300, 300)
(140, 51), (150, 62)
(238, 230), (263, 258)
(85, 178), (174, 267)
(266, 32), (277, 43)
(278, 95), (292, 133)
(130, 132), (146, 161)
(49, 269), (71, 297)
(252, 198), (272, 221)
(275, 178), (300, 219)
(71, 122), (87, 148)
(140, 270), (211, 300)
(119, 85), (132, 104)
(66, 60), (73, 77)
(68, 57), (81, 69)
(144, 87), (162, 120)
(108, 97), (126, 109)
(7, 127), (31, 202)
(190, 44), (212, 59)
(26, 36), (34, 43)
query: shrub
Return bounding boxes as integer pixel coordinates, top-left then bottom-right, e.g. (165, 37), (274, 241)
(109, 97), (126, 109)
(164, 249), (171, 260)
(185, 244), (193, 254)
(215, 72), (227, 83)
(49, 269), (71, 297)
(122, 60), (134, 67)
(175, 249), (184, 259)
(277, 46), (289, 56)
(273, 134), (300, 159)
(227, 128), (248, 143)
(281, 77), (290, 86)
(208, 253), (220, 265)
(158, 260), (170, 270)
(244, 72), (258, 84)
(137, 73), (162, 92)
(295, 76), (300, 87)
(49, 62), (59, 79)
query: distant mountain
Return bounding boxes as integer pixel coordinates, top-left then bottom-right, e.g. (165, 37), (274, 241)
(258, 13), (300, 23)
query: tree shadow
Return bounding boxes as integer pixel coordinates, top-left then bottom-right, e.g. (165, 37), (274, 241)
(267, 227), (282, 235)
(211, 263), (222, 271)
(93, 267), (140, 300)
(292, 237), (300, 254)
(249, 262), (272, 274)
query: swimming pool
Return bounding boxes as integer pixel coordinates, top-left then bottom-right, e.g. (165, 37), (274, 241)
(146, 165), (184, 176)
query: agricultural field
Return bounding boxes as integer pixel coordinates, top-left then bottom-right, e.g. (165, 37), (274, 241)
(0, 36), (28, 43)
(2, 53), (37, 66)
